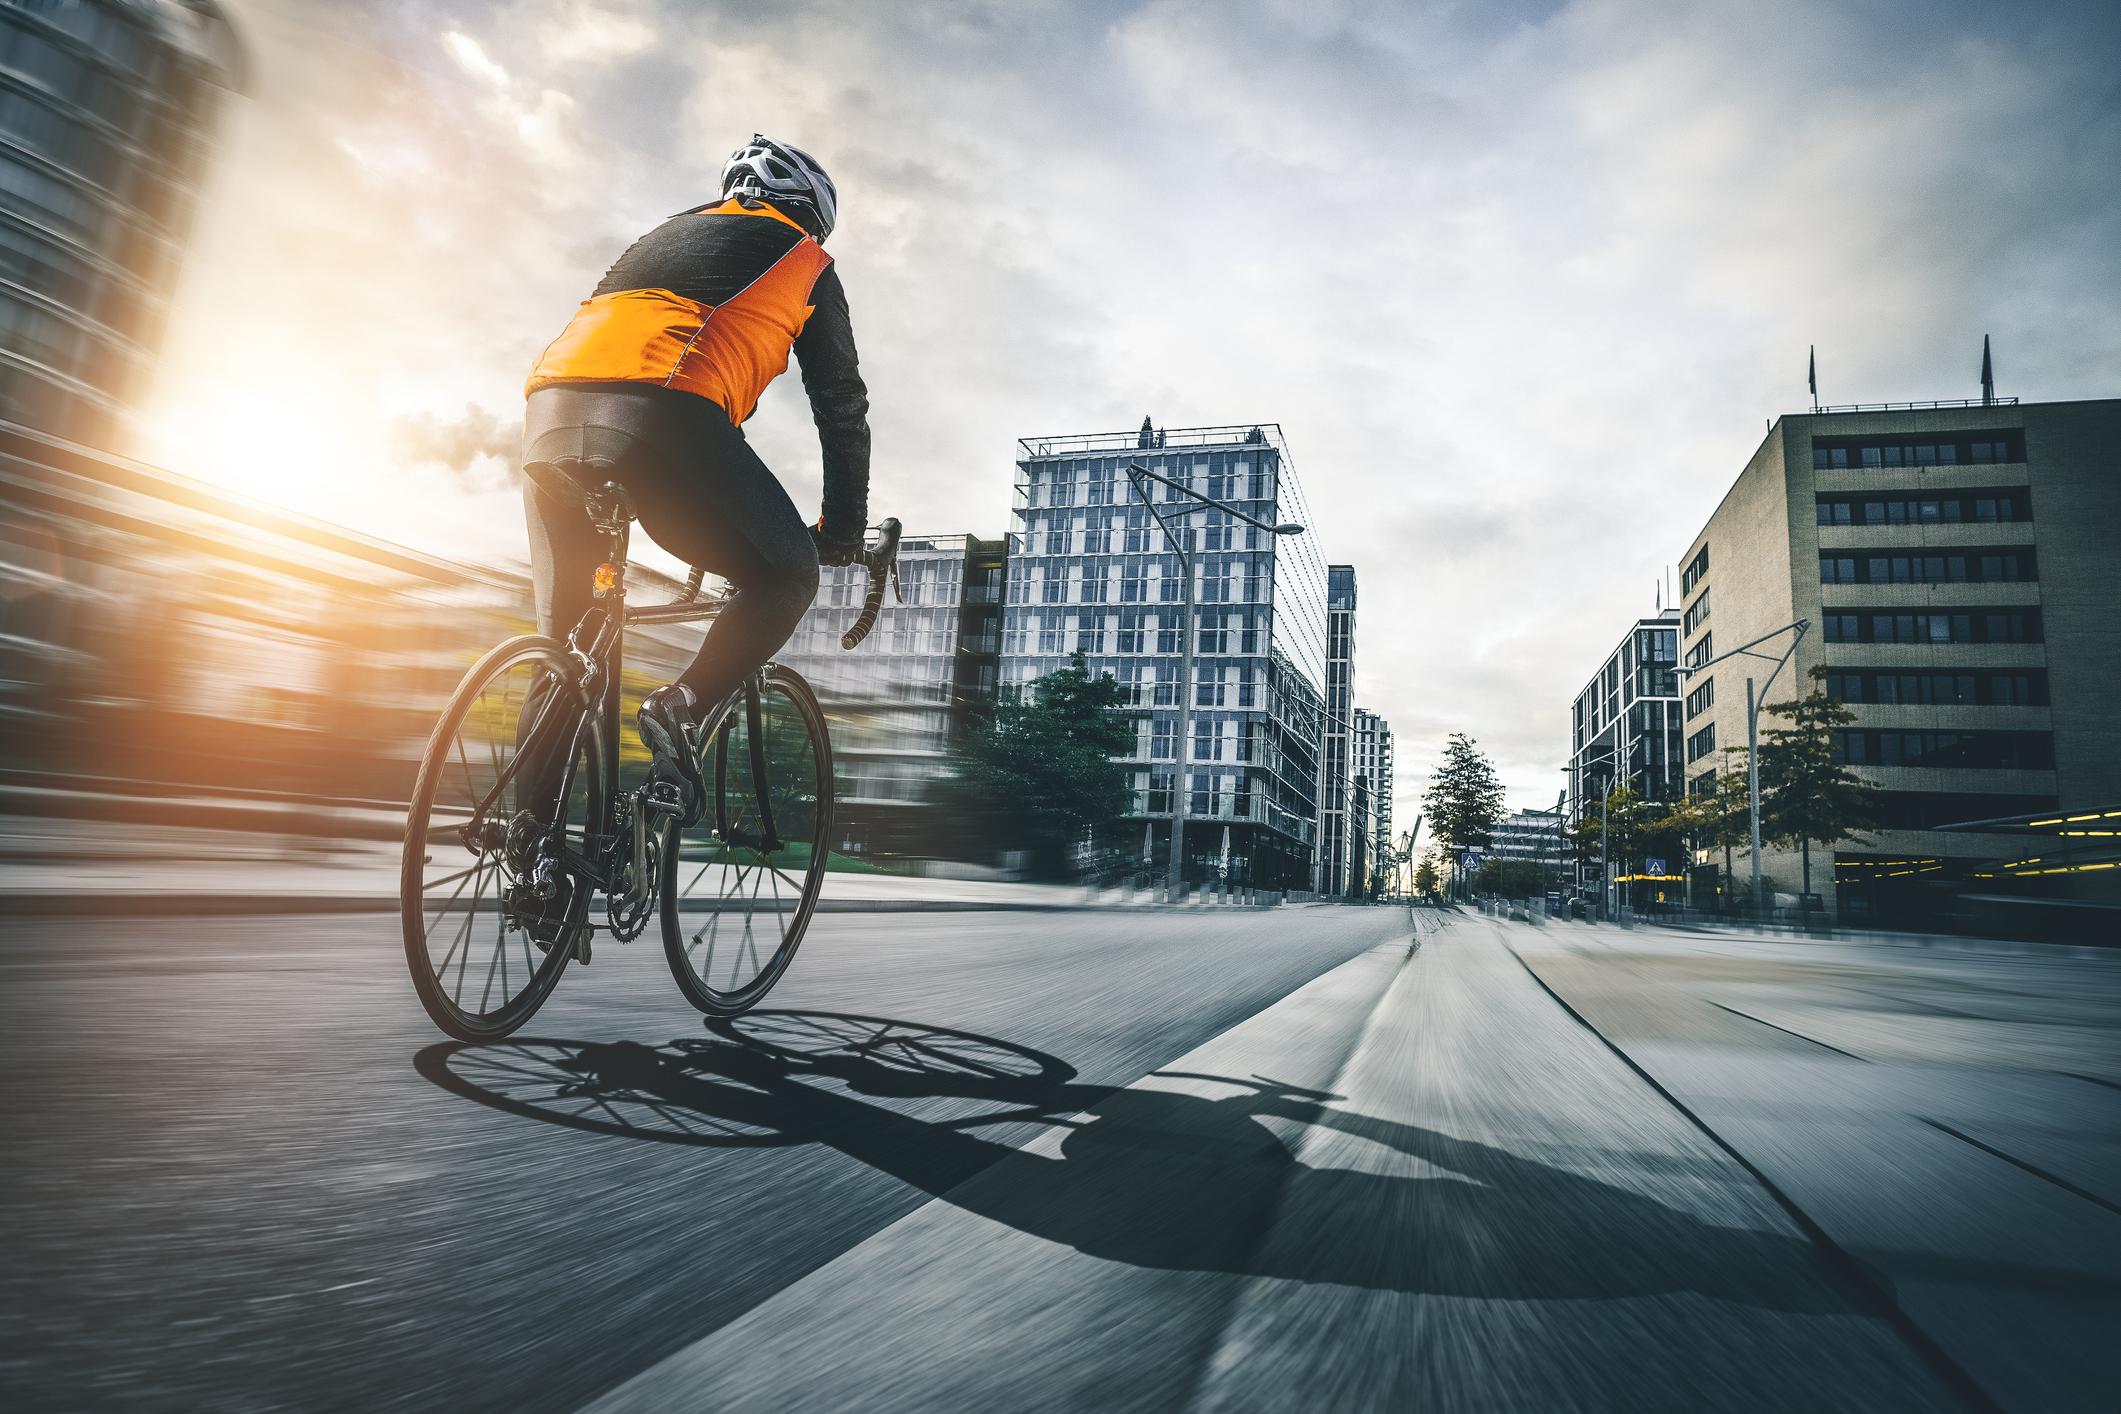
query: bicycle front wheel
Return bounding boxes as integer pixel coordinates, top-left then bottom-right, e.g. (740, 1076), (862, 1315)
(401, 636), (605, 1041)
(661, 665), (833, 1015)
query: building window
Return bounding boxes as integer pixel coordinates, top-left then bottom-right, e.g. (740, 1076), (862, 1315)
(1686, 724), (1717, 764)
(1685, 678), (1715, 719)
(1684, 634), (1714, 671)
(1824, 668), (2048, 707)
(1683, 591), (1711, 636)
(1834, 731), (2054, 770)
(1813, 432), (2017, 470)
(1681, 545), (1709, 596)
(1822, 608), (2042, 644)
(1820, 548), (2036, 585)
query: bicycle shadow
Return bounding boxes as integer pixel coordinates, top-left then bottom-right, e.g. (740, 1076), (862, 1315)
(413, 1010), (2068, 1310)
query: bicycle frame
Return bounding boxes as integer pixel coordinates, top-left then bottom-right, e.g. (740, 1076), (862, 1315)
(480, 471), (897, 924)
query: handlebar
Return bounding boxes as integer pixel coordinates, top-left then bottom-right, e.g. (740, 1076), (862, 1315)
(840, 517), (902, 650)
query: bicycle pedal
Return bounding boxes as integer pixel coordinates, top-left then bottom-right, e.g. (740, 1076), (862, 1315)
(572, 931), (593, 965)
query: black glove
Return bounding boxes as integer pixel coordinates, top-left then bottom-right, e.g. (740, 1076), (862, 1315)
(813, 520), (865, 567)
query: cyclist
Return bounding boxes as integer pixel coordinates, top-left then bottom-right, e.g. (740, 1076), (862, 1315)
(521, 134), (869, 821)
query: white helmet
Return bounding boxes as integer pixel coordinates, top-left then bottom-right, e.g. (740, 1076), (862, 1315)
(720, 133), (838, 242)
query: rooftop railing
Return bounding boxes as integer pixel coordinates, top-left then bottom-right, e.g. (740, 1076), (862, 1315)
(1808, 397), (2020, 414)
(1018, 424), (1287, 458)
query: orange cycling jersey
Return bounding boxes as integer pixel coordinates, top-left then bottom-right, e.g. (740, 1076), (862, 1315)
(527, 199), (833, 426)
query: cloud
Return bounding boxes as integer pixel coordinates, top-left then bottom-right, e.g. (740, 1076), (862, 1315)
(441, 29), (507, 87)
(388, 404), (521, 487)
(535, 2), (657, 66)
(145, 0), (2121, 820)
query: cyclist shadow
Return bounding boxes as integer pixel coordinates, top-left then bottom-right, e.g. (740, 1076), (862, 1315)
(419, 1010), (1855, 1310)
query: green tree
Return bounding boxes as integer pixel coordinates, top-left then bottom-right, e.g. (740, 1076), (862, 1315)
(1421, 733), (1506, 897)
(1651, 790), (1716, 908)
(935, 652), (1134, 879)
(1474, 858), (1546, 899)
(1759, 666), (1880, 909)
(1706, 747), (1753, 910)
(1570, 785), (1659, 906)
(1412, 855), (1441, 899)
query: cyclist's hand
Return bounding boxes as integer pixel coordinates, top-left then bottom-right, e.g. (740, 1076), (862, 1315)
(812, 520), (865, 567)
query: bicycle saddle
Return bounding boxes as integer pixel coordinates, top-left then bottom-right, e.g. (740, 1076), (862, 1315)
(522, 424), (639, 521)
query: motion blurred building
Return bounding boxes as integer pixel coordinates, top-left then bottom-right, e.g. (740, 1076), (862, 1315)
(0, 0), (241, 446)
(1352, 706), (1394, 892)
(1002, 420), (1329, 889)
(773, 533), (1007, 861)
(1318, 564), (1356, 893)
(1567, 610), (1684, 887)
(1490, 806), (1564, 874)
(1674, 394), (2121, 927)
(0, 419), (514, 799)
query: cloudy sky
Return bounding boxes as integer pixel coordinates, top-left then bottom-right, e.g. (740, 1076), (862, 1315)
(136, 0), (2121, 817)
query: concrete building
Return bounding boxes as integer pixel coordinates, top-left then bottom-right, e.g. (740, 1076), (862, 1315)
(774, 533), (1006, 862)
(1568, 612), (1685, 861)
(1352, 706), (1393, 894)
(1318, 564), (1356, 894)
(1001, 421), (1329, 889)
(0, 0), (241, 445)
(1674, 395), (2121, 925)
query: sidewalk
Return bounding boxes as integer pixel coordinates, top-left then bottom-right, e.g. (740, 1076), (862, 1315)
(0, 815), (1300, 916)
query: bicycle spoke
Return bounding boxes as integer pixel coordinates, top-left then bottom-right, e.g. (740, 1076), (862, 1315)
(422, 863), (483, 894)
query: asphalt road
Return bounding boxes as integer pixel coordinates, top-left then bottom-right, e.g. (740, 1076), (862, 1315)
(3, 907), (2116, 1412)
(0, 906), (1400, 1412)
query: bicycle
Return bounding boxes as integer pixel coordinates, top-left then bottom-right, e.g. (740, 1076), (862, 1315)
(400, 453), (900, 1041)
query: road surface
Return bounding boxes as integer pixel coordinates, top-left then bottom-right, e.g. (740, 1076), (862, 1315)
(2, 907), (2115, 1412)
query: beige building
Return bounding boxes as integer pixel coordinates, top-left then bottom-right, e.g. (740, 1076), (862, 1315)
(1673, 396), (2121, 925)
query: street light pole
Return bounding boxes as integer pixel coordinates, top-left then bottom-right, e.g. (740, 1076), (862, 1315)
(1677, 618), (1808, 926)
(1170, 523), (1194, 898)
(1747, 675), (1762, 920)
(1125, 462), (1305, 904)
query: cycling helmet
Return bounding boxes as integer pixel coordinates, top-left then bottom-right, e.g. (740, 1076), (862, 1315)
(720, 134), (838, 242)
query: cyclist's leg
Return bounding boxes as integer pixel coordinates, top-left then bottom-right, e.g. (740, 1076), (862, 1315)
(620, 393), (821, 712)
(518, 391), (627, 822)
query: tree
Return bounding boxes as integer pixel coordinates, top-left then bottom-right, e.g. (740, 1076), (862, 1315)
(1474, 858), (1546, 900)
(1568, 785), (1659, 908)
(1421, 733), (1506, 897)
(935, 652), (1134, 879)
(1759, 666), (1880, 910)
(1411, 856), (1441, 899)
(1651, 790), (1717, 909)
(1706, 747), (1753, 910)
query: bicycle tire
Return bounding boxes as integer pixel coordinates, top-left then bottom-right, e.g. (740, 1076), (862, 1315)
(660, 664), (834, 1015)
(401, 635), (605, 1041)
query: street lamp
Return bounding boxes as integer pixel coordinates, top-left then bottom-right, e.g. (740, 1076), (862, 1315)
(1677, 618), (1808, 924)
(1125, 461), (1305, 900)
(1571, 734), (1634, 921)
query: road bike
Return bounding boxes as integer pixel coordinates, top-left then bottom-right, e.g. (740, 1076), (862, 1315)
(399, 454), (900, 1041)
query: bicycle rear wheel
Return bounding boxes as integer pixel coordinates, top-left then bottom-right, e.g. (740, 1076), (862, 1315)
(660, 665), (833, 1015)
(401, 636), (605, 1041)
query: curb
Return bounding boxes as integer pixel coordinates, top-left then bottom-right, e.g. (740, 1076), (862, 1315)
(0, 894), (1286, 919)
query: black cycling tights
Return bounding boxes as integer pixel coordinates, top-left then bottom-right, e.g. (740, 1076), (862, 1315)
(522, 382), (819, 715)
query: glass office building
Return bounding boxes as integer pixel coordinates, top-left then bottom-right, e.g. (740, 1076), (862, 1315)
(0, 0), (241, 446)
(1002, 421), (1329, 889)
(1353, 705), (1394, 892)
(773, 532), (1006, 861)
(1568, 611), (1685, 888)
(1318, 564), (1356, 893)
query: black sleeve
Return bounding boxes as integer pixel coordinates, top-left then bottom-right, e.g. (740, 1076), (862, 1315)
(792, 264), (870, 539)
